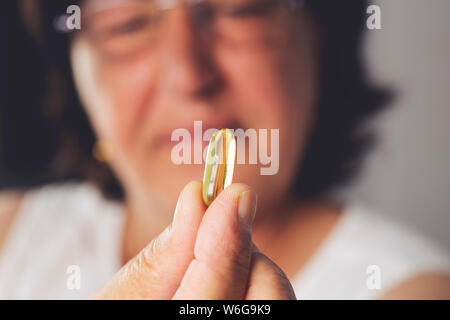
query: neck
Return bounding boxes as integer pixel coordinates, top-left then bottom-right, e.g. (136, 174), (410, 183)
(121, 192), (172, 263)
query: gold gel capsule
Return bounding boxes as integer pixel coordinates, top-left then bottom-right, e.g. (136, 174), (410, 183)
(202, 128), (236, 206)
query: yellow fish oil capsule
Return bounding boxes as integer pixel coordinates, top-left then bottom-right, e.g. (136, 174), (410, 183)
(202, 128), (236, 206)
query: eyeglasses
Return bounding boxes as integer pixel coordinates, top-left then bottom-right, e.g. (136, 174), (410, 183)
(57, 0), (304, 58)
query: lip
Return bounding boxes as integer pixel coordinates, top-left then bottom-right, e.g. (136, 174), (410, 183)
(153, 119), (241, 149)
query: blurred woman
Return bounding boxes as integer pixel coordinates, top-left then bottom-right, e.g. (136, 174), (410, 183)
(0, 0), (449, 299)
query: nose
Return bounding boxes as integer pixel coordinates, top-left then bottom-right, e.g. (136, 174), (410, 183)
(160, 8), (222, 100)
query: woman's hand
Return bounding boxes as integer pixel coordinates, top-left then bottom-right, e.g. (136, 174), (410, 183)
(93, 181), (296, 300)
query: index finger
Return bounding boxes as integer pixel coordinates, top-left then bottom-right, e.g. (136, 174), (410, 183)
(173, 183), (257, 299)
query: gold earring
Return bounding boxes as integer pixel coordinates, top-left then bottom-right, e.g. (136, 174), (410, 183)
(93, 140), (114, 163)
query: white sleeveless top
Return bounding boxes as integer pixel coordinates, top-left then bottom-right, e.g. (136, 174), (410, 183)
(0, 183), (449, 299)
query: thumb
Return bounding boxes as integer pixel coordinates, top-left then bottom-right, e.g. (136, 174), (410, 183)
(93, 181), (206, 299)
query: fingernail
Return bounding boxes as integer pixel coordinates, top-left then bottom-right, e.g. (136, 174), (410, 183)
(238, 190), (257, 226)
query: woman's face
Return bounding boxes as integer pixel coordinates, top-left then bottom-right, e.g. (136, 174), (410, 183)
(70, 0), (319, 213)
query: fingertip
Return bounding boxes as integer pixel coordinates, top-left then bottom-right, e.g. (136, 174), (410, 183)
(209, 183), (252, 209)
(181, 180), (203, 199)
(171, 180), (206, 233)
(209, 183), (257, 224)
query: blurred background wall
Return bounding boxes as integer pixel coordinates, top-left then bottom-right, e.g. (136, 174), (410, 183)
(344, 0), (450, 248)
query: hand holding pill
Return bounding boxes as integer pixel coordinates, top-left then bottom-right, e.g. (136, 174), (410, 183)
(93, 129), (295, 299)
(93, 182), (295, 299)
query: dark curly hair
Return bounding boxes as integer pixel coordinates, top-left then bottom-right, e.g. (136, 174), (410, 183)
(0, 0), (391, 200)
